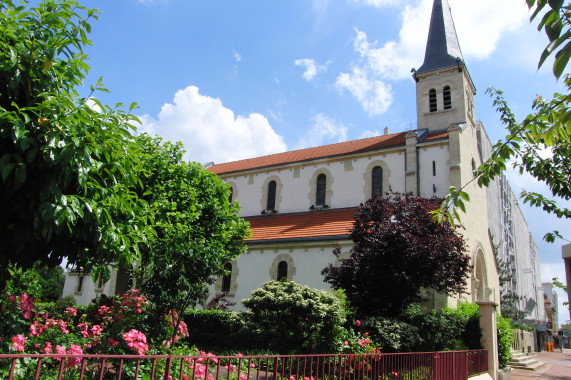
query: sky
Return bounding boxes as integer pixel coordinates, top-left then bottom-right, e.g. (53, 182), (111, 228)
(74, 0), (569, 326)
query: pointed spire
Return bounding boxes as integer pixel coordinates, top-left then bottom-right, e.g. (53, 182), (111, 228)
(416, 0), (464, 74)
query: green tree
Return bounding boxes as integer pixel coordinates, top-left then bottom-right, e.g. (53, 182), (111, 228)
(135, 134), (249, 350)
(0, 0), (153, 285)
(552, 277), (569, 308)
(433, 1), (571, 244)
(322, 192), (471, 318)
(34, 263), (66, 302)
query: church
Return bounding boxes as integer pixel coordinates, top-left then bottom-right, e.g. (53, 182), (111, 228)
(206, 0), (500, 311)
(64, 0), (545, 321)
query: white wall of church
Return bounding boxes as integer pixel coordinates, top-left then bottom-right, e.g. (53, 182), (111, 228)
(223, 146), (458, 218)
(417, 143), (450, 198)
(211, 241), (351, 311)
(62, 268), (117, 305)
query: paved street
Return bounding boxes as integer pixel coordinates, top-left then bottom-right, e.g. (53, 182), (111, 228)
(511, 349), (571, 380)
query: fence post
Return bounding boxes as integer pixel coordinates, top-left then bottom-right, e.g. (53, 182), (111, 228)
(433, 352), (440, 380)
(477, 301), (498, 380)
(563, 244), (571, 327)
(163, 356), (172, 380)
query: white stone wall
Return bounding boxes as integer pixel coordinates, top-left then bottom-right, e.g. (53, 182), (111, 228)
(417, 143), (450, 198)
(62, 268), (117, 305)
(208, 240), (353, 311)
(222, 148), (412, 217)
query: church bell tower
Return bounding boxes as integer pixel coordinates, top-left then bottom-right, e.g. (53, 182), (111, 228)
(413, 0), (476, 131)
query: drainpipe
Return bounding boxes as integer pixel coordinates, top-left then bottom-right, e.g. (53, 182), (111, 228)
(416, 146), (420, 196)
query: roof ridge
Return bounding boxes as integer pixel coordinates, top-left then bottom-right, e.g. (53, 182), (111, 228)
(209, 131), (410, 174)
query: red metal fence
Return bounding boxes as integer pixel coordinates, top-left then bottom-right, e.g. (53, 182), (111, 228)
(0, 350), (487, 380)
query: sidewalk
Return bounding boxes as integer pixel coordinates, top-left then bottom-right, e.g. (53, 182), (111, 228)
(511, 349), (571, 380)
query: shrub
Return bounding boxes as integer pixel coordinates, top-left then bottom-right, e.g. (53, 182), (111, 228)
(404, 302), (481, 352)
(359, 316), (420, 352)
(242, 281), (346, 354)
(364, 302), (482, 353)
(497, 314), (514, 367)
(183, 309), (259, 354)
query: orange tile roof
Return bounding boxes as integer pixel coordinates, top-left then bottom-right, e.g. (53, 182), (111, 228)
(245, 208), (357, 243)
(424, 131), (448, 141)
(209, 132), (409, 174)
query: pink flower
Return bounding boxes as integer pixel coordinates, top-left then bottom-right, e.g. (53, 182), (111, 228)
(122, 329), (149, 355)
(344, 340), (349, 346)
(66, 344), (83, 367)
(11, 334), (25, 352)
(356, 320), (361, 326)
(77, 322), (90, 338)
(29, 321), (41, 337)
(91, 324), (103, 336)
(58, 319), (69, 334)
(19, 293), (34, 319)
(55, 345), (66, 357)
(7, 294), (17, 302)
(64, 307), (77, 317)
(44, 342), (52, 354)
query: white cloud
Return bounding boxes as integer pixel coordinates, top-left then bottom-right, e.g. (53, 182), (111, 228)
(233, 50), (242, 62)
(138, 86), (287, 164)
(294, 58), (329, 81)
(336, 64), (393, 116)
(84, 98), (103, 113)
(295, 114), (348, 149)
(351, 0), (400, 6)
(335, 0), (532, 115)
(450, 0), (528, 60)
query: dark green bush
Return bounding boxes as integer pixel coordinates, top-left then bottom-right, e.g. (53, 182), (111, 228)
(183, 309), (260, 353)
(360, 316), (420, 352)
(358, 302), (481, 353)
(402, 302), (482, 351)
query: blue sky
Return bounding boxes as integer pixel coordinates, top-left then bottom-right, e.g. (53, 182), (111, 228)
(78, 0), (569, 325)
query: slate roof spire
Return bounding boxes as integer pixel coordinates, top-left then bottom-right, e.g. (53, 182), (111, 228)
(416, 0), (464, 74)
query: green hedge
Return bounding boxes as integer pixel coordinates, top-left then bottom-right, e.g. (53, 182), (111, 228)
(358, 303), (482, 353)
(183, 309), (261, 354)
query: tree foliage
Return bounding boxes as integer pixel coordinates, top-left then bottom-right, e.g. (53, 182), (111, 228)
(495, 257), (528, 321)
(322, 192), (471, 318)
(0, 0), (153, 284)
(0, 3), (250, 346)
(135, 134), (249, 350)
(528, 0), (571, 80)
(433, 1), (571, 243)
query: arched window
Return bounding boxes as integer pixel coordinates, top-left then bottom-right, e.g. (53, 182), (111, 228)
(222, 263), (232, 293)
(76, 275), (84, 293)
(429, 89), (437, 112)
(443, 86), (451, 109)
(372, 166), (383, 197)
(267, 180), (276, 210)
(277, 261), (288, 281)
(316, 174), (326, 205)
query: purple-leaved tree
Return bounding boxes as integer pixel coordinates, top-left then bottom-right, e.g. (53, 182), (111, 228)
(322, 192), (472, 317)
